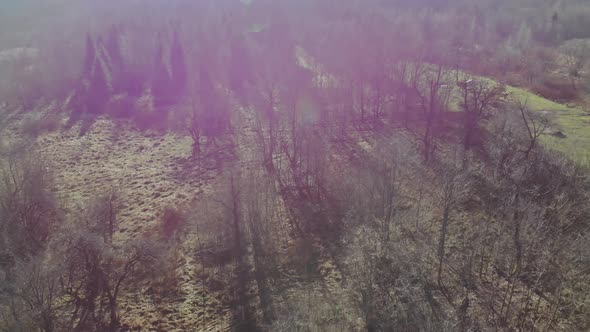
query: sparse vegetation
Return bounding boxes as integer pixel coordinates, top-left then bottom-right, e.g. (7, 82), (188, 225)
(1, 0), (590, 331)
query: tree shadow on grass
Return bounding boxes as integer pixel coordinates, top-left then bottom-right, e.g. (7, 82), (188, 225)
(65, 112), (99, 137)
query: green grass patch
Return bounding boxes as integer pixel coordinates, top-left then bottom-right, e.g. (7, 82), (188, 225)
(449, 71), (590, 166)
(506, 85), (590, 167)
(506, 85), (573, 111)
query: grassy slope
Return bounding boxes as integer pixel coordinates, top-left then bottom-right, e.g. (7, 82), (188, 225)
(300, 50), (590, 167)
(32, 112), (357, 331)
(506, 86), (590, 167)
(36, 117), (231, 331)
(452, 71), (590, 166)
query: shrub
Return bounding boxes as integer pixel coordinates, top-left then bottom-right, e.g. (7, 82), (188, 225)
(160, 206), (186, 240)
(532, 76), (578, 101)
(21, 111), (61, 137)
(0, 150), (59, 256)
(105, 93), (136, 118)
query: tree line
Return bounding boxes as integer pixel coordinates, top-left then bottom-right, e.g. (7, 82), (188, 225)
(0, 0), (589, 331)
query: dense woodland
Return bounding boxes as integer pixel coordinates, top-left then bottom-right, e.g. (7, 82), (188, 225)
(1, 0), (590, 331)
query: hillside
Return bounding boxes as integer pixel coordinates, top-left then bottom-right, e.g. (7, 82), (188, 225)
(1, 1), (590, 331)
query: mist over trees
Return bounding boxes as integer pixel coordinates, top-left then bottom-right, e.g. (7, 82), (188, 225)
(0, 0), (589, 331)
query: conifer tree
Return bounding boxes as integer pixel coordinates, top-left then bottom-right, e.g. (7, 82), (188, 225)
(87, 51), (110, 114)
(229, 36), (252, 97)
(170, 30), (187, 95)
(96, 37), (113, 86)
(112, 29), (144, 97)
(199, 66), (229, 139)
(79, 37), (111, 115)
(81, 33), (96, 80)
(105, 25), (124, 92)
(152, 39), (172, 107)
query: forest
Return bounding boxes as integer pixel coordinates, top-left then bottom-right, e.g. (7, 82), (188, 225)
(1, 0), (590, 331)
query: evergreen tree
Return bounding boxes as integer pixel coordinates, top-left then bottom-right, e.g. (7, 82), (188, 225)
(170, 30), (187, 95)
(229, 36), (252, 97)
(199, 65), (214, 100)
(106, 25), (123, 70)
(199, 66), (228, 139)
(105, 25), (124, 92)
(87, 53), (110, 114)
(79, 38), (111, 114)
(81, 33), (96, 80)
(112, 28), (144, 97)
(120, 69), (144, 98)
(152, 39), (172, 107)
(96, 37), (113, 89)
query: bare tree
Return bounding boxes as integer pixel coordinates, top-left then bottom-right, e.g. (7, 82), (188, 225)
(188, 88), (202, 159)
(516, 100), (549, 158)
(561, 39), (590, 89)
(1, 254), (62, 332)
(416, 64), (453, 162)
(458, 78), (508, 158)
(436, 167), (470, 291)
(58, 195), (157, 331)
(0, 148), (59, 257)
(251, 63), (282, 171)
(243, 168), (282, 323)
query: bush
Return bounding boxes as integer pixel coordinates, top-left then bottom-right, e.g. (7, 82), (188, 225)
(532, 76), (578, 102)
(0, 150), (59, 256)
(21, 111), (61, 137)
(160, 206), (186, 239)
(105, 93), (136, 118)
